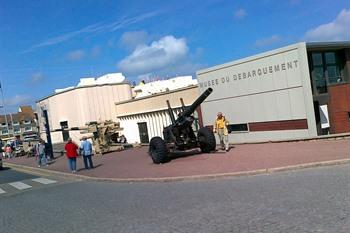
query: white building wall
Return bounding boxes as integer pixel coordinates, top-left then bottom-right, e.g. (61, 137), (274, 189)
(50, 132), (63, 143)
(197, 42), (317, 143)
(118, 108), (182, 143)
(37, 83), (132, 144)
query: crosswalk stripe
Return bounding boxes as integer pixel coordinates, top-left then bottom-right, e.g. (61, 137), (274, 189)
(8, 182), (32, 190)
(31, 178), (57, 185)
(0, 188), (6, 194)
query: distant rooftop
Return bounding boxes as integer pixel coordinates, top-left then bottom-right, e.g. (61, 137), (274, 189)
(0, 106), (35, 124)
(133, 76), (198, 98)
(55, 72), (126, 93)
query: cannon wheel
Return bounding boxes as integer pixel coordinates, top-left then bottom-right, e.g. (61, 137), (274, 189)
(198, 127), (216, 153)
(149, 137), (169, 164)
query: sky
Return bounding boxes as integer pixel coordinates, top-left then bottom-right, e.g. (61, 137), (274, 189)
(1, 0), (350, 113)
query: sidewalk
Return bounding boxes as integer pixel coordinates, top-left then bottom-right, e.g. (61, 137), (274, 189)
(4, 138), (350, 181)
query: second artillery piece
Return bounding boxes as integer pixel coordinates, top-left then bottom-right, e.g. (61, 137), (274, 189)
(79, 120), (127, 155)
(149, 87), (216, 164)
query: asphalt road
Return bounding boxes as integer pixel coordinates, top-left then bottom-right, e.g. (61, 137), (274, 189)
(0, 167), (38, 184)
(1, 164), (350, 232)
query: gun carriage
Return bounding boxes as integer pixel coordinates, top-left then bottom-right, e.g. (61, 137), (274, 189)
(149, 87), (216, 164)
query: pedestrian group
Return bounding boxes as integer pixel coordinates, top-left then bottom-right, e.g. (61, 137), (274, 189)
(64, 137), (94, 173)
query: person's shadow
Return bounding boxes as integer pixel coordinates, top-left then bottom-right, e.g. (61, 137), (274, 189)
(215, 145), (235, 154)
(77, 164), (102, 171)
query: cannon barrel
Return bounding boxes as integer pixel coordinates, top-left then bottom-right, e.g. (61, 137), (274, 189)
(176, 87), (213, 122)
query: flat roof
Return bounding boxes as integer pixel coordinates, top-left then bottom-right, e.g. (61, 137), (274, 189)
(197, 41), (350, 75)
(115, 85), (198, 105)
(197, 42), (306, 75)
(306, 41), (350, 49)
(36, 82), (130, 103)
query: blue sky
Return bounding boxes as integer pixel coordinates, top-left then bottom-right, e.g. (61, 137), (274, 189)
(1, 0), (350, 112)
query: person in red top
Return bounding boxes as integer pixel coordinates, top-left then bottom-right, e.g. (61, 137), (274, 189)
(64, 137), (78, 173)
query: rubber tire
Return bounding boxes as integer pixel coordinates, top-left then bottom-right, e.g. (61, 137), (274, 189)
(149, 137), (169, 164)
(197, 127), (216, 153)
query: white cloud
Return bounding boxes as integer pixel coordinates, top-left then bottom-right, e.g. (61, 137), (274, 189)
(67, 49), (85, 61)
(119, 31), (149, 50)
(30, 72), (44, 84)
(91, 46), (101, 57)
(234, 8), (247, 20)
(254, 35), (282, 48)
(305, 9), (350, 41)
(136, 62), (203, 82)
(24, 11), (161, 53)
(118, 35), (189, 75)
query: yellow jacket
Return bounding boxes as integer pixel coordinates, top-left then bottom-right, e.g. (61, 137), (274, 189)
(213, 116), (229, 136)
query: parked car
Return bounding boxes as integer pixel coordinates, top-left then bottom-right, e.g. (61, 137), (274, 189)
(23, 134), (39, 141)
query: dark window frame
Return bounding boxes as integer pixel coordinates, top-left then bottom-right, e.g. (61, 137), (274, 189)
(309, 50), (346, 95)
(227, 123), (249, 133)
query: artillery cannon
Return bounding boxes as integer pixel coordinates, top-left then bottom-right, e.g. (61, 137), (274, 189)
(80, 120), (126, 155)
(149, 87), (216, 164)
(77, 120), (126, 155)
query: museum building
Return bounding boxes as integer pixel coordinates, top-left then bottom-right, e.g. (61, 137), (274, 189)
(197, 42), (350, 143)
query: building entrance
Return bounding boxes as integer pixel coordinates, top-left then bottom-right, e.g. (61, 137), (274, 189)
(138, 122), (149, 143)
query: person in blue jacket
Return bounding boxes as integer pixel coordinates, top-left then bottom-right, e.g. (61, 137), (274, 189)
(79, 136), (94, 169)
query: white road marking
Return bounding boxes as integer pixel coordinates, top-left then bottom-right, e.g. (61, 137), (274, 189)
(31, 178), (57, 185)
(0, 188), (6, 194)
(8, 182), (32, 190)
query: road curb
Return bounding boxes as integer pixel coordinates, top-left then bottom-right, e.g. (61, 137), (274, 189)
(5, 158), (350, 183)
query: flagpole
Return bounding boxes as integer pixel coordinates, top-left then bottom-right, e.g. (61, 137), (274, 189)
(0, 81), (10, 138)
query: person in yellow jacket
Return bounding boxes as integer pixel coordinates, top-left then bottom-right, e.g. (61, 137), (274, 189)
(213, 112), (229, 152)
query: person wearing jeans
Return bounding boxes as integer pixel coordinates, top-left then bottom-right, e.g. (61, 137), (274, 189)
(80, 136), (94, 169)
(36, 139), (47, 167)
(68, 157), (76, 172)
(64, 138), (78, 173)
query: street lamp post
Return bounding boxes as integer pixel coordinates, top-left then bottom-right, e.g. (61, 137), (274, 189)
(40, 105), (53, 159)
(0, 81), (10, 138)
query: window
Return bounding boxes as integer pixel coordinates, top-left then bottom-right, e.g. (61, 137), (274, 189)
(12, 121), (19, 125)
(325, 52), (342, 84)
(227, 123), (249, 133)
(1, 129), (8, 135)
(13, 126), (21, 133)
(312, 53), (323, 66)
(24, 126), (32, 132)
(60, 121), (69, 129)
(23, 120), (31, 124)
(309, 51), (345, 95)
(60, 121), (70, 141)
(313, 67), (327, 94)
(325, 52), (336, 64)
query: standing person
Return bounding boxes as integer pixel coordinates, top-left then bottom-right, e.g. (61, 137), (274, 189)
(0, 139), (4, 158)
(5, 144), (13, 159)
(213, 112), (230, 152)
(79, 136), (94, 169)
(36, 139), (47, 167)
(64, 138), (78, 173)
